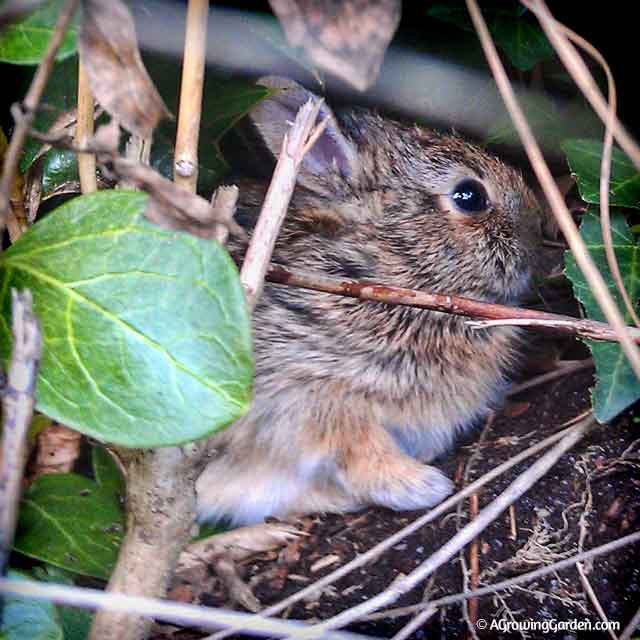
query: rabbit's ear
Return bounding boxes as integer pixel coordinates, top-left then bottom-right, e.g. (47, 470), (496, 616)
(250, 77), (358, 190)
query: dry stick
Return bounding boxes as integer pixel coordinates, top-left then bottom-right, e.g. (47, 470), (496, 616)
(620, 604), (640, 640)
(266, 265), (640, 344)
(576, 563), (619, 640)
(0, 291), (43, 575)
(390, 606), (436, 640)
(206, 422), (586, 640)
(365, 530), (640, 622)
(240, 100), (327, 309)
(0, 578), (372, 640)
(465, 0), (640, 383)
(298, 414), (593, 637)
(522, 0), (640, 173)
(540, 15), (639, 328)
(173, 0), (209, 192)
(75, 58), (97, 194)
(0, 0), (80, 230)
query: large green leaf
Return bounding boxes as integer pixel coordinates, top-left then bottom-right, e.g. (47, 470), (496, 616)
(0, 191), (253, 447)
(562, 139), (640, 209)
(0, 572), (63, 640)
(14, 473), (124, 579)
(0, 0), (78, 65)
(565, 211), (640, 422)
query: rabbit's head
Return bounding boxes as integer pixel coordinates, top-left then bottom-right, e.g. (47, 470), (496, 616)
(250, 77), (544, 304)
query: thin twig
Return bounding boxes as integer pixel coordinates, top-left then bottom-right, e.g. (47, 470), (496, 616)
(364, 529), (640, 622)
(210, 422), (586, 640)
(576, 563), (619, 640)
(173, 0), (209, 192)
(266, 265), (640, 344)
(0, 290), (42, 575)
(240, 100), (327, 309)
(76, 58), (97, 194)
(620, 603), (640, 640)
(530, 10), (639, 327)
(210, 185), (239, 245)
(0, 0), (81, 230)
(465, 0), (640, 382)
(507, 358), (594, 397)
(0, 578), (371, 640)
(299, 414), (593, 636)
(390, 605), (436, 640)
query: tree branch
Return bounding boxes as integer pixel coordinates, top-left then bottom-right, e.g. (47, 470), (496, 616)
(0, 290), (42, 576)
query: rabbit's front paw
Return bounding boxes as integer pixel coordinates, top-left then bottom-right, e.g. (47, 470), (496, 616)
(369, 463), (455, 512)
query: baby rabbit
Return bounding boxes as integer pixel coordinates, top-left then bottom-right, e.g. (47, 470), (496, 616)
(196, 77), (543, 526)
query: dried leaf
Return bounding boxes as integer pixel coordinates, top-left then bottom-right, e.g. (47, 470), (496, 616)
(32, 422), (82, 478)
(79, 0), (170, 137)
(269, 0), (400, 91)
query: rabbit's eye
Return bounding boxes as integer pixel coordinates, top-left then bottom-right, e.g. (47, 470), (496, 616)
(451, 179), (489, 214)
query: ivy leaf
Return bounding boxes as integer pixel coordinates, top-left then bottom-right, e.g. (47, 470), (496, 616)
(14, 473), (125, 579)
(426, 3), (552, 71)
(0, 572), (63, 640)
(562, 139), (640, 209)
(91, 445), (125, 501)
(489, 11), (554, 71)
(0, 0), (78, 65)
(0, 190), (253, 447)
(564, 211), (640, 422)
(20, 56), (79, 174)
(31, 566), (92, 640)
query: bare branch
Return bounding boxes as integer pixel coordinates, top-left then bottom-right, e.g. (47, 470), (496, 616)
(240, 98), (327, 309)
(76, 59), (98, 194)
(0, 577), (373, 640)
(0, 290), (42, 575)
(266, 265), (640, 344)
(173, 0), (209, 192)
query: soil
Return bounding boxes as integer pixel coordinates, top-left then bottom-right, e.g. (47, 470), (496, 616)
(157, 365), (639, 640)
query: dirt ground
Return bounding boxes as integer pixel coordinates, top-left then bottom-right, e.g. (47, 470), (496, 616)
(157, 358), (639, 640)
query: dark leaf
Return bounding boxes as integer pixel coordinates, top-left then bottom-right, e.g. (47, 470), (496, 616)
(14, 474), (125, 579)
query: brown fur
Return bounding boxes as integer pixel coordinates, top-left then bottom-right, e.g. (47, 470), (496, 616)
(196, 78), (544, 525)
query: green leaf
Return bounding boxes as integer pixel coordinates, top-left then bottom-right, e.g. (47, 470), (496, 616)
(490, 11), (554, 71)
(564, 211), (640, 422)
(0, 572), (63, 640)
(14, 473), (124, 579)
(427, 3), (551, 70)
(0, 0), (78, 65)
(20, 56), (79, 174)
(40, 148), (80, 196)
(31, 566), (92, 640)
(91, 445), (125, 501)
(0, 191), (253, 447)
(562, 139), (640, 209)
